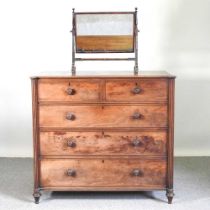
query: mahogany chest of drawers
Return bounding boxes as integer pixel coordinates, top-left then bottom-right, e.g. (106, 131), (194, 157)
(31, 71), (175, 204)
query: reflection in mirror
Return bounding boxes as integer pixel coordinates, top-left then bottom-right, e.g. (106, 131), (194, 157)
(75, 14), (134, 52)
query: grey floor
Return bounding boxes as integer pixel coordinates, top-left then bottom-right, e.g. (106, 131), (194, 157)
(0, 158), (210, 210)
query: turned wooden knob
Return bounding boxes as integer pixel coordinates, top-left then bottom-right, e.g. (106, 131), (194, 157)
(132, 138), (142, 147)
(66, 87), (76, 95)
(66, 113), (75, 120)
(67, 140), (76, 148)
(67, 169), (76, 177)
(132, 87), (141, 94)
(132, 112), (142, 119)
(131, 169), (143, 177)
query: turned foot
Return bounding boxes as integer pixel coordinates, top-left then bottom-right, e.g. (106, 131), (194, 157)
(33, 191), (41, 204)
(166, 188), (174, 204)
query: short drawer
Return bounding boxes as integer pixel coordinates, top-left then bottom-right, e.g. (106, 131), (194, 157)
(39, 105), (167, 128)
(40, 159), (166, 188)
(38, 79), (100, 102)
(40, 131), (166, 156)
(106, 79), (167, 102)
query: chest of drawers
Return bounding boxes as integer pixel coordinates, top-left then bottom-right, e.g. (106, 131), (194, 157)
(31, 71), (175, 204)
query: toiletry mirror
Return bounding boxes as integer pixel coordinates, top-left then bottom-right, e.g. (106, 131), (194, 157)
(71, 9), (138, 74)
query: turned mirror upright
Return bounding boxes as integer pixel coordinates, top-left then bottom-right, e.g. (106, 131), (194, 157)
(71, 8), (139, 74)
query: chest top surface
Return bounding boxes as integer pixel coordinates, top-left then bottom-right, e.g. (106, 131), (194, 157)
(31, 71), (175, 79)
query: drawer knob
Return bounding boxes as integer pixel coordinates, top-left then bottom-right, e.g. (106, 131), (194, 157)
(66, 113), (75, 120)
(131, 169), (143, 177)
(132, 112), (142, 119)
(132, 87), (141, 94)
(67, 140), (76, 148)
(66, 87), (76, 95)
(132, 138), (142, 147)
(67, 169), (76, 177)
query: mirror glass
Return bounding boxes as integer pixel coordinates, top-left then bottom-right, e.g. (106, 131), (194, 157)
(75, 14), (134, 52)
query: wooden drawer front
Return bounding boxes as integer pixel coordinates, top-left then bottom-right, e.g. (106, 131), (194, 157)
(40, 131), (166, 156)
(40, 159), (166, 188)
(39, 105), (167, 128)
(38, 79), (100, 102)
(106, 79), (167, 102)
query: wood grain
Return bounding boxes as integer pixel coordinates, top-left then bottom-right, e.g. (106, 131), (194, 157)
(40, 159), (166, 187)
(38, 79), (100, 102)
(76, 35), (134, 52)
(106, 79), (167, 102)
(39, 105), (167, 128)
(40, 131), (166, 156)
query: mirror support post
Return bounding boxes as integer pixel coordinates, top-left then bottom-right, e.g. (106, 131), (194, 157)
(71, 8), (76, 75)
(134, 7), (139, 75)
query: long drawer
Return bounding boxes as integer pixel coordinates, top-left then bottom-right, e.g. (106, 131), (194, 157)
(39, 105), (167, 128)
(40, 159), (166, 188)
(40, 131), (166, 156)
